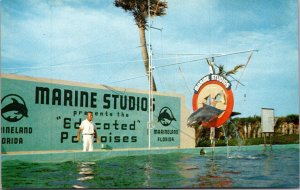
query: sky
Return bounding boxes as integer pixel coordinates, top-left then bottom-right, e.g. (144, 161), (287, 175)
(1, 0), (299, 117)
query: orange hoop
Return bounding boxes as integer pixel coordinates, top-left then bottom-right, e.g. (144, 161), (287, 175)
(192, 80), (234, 128)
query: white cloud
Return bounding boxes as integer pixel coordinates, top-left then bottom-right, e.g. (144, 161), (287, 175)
(2, 1), (146, 80)
(1, 0), (298, 116)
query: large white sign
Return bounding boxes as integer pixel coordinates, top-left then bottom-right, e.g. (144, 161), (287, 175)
(261, 108), (275, 133)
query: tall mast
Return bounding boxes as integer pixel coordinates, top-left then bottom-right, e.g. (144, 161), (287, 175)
(147, 0), (153, 150)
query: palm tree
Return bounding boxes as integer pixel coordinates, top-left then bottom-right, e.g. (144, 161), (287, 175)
(114, 0), (168, 91)
(207, 59), (245, 83)
(216, 64), (245, 77)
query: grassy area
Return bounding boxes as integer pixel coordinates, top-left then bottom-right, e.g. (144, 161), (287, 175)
(197, 133), (299, 147)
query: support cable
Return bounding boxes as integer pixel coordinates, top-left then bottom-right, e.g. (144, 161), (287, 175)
(235, 51), (254, 90)
(176, 55), (193, 95)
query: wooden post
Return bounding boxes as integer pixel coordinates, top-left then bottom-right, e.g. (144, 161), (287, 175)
(263, 132), (266, 151)
(269, 133), (273, 151)
(263, 132), (273, 151)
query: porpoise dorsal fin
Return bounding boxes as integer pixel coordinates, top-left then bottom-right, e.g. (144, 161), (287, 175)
(11, 98), (19, 103)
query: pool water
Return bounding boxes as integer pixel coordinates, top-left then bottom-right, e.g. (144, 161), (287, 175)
(2, 145), (299, 188)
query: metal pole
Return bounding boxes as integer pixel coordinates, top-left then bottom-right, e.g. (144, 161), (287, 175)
(148, 0), (152, 150)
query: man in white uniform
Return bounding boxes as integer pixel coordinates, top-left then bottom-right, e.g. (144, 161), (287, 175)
(77, 112), (97, 151)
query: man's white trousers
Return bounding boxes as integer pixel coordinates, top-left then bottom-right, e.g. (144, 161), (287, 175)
(82, 135), (94, 151)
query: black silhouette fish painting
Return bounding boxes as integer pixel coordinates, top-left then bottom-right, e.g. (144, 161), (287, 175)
(1, 98), (28, 122)
(158, 107), (176, 126)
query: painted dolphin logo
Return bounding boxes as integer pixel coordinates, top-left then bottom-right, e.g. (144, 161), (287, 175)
(1, 94), (28, 122)
(187, 104), (224, 127)
(158, 107), (176, 126)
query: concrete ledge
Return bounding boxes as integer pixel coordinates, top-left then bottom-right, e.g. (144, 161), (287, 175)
(2, 147), (199, 163)
(2, 144), (298, 163)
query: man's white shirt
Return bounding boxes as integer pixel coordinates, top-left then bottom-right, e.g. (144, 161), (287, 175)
(80, 119), (95, 135)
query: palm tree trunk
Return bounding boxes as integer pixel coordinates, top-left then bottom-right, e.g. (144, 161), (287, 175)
(139, 27), (157, 91)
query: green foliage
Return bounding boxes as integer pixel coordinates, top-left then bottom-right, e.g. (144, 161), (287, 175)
(285, 114), (299, 123)
(224, 64), (245, 76)
(197, 139), (211, 147)
(114, 0), (168, 29)
(236, 115), (261, 125)
(272, 134), (299, 144)
(195, 114), (299, 147)
(275, 114), (299, 128)
(197, 134), (299, 147)
(215, 64), (245, 77)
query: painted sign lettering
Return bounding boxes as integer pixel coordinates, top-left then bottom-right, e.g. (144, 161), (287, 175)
(192, 74), (234, 128)
(1, 76), (181, 152)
